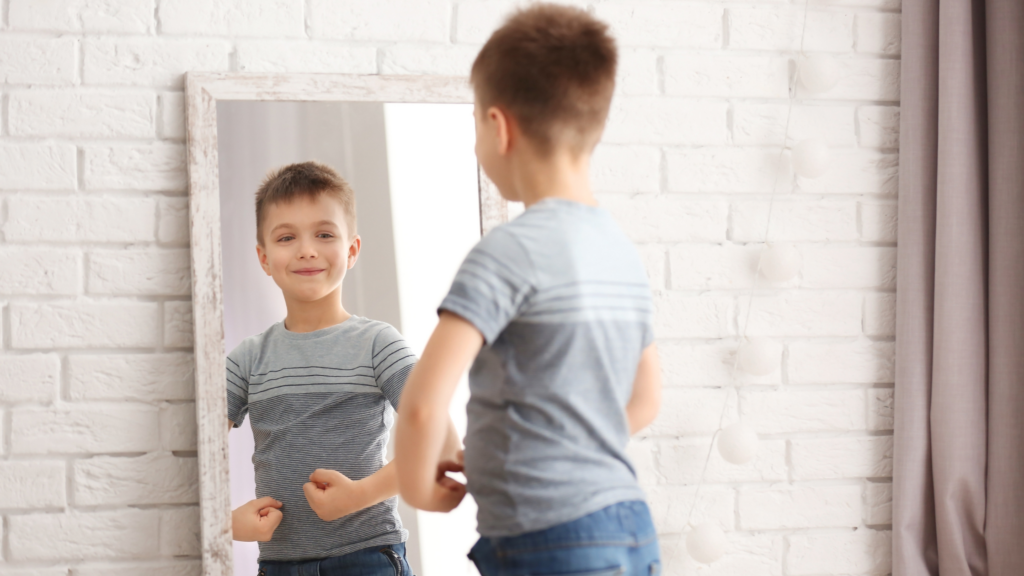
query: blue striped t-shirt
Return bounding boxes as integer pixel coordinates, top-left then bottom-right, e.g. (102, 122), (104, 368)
(439, 197), (654, 537)
(226, 316), (416, 561)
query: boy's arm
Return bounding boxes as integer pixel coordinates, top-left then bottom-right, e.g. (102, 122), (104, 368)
(303, 460), (399, 522)
(395, 312), (483, 512)
(626, 343), (662, 435)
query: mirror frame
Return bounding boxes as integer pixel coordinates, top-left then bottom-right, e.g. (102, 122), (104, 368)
(184, 72), (507, 576)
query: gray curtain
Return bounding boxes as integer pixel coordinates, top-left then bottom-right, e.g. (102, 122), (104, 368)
(893, 1), (1024, 575)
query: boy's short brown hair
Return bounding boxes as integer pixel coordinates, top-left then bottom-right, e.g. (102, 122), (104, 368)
(470, 3), (617, 154)
(254, 161), (356, 245)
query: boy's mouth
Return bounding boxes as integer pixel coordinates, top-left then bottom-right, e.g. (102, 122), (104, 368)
(292, 268), (326, 276)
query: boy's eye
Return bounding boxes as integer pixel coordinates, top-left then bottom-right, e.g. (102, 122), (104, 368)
(277, 235), (294, 242)
(317, 233), (334, 239)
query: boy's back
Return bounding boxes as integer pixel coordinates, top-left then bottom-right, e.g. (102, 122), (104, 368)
(440, 198), (653, 536)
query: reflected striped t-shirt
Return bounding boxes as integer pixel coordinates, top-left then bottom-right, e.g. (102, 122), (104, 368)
(439, 197), (654, 538)
(226, 316), (415, 561)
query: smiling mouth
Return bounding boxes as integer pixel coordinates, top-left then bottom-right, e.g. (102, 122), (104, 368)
(292, 268), (325, 276)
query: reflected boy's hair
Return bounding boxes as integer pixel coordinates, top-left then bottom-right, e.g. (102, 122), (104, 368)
(255, 161), (357, 245)
(471, 3), (617, 155)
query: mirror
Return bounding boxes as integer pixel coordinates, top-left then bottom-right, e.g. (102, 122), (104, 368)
(186, 74), (508, 576)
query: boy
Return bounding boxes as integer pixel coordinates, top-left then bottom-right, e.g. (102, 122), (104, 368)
(227, 162), (463, 575)
(395, 4), (663, 576)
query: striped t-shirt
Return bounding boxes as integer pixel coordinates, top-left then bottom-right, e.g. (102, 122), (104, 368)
(226, 316), (415, 561)
(439, 197), (654, 537)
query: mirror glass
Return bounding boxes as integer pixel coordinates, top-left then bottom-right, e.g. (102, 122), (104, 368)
(216, 100), (481, 576)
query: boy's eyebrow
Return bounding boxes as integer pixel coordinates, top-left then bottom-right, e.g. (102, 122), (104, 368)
(268, 220), (339, 235)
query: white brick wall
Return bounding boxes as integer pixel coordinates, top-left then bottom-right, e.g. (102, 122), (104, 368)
(0, 1), (898, 574)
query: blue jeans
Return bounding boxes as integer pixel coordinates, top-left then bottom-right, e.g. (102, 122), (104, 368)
(469, 501), (661, 576)
(257, 542), (412, 576)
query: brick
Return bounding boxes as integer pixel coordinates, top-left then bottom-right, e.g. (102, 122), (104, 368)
(728, 7), (854, 52)
(799, 59), (900, 102)
(801, 246), (897, 289)
(647, 485), (734, 533)
(381, 45), (479, 76)
(83, 38), (231, 89)
(0, 37), (76, 85)
(733, 104), (857, 147)
(865, 482), (893, 525)
(660, 341), (782, 387)
(11, 302), (160, 349)
(9, 91), (156, 138)
(667, 148), (788, 194)
(617, 49), (659, 96)
(869, 388), (894, 431)
(0, 144), (77, 190)
(792, 436), (893, 480)
(635, 244), (667, 290)
(658, 438), (787, 484)
(648, 388), (734, 437)
(73, 560), (201, 576)
(74, 453), (198, 506)
(590, 144), (660, 193)
(731, 200), (859, 242)
(4, 196), (157, 243)
(159, 92), (186, 140)
(660, 533), (782, 576)
(88, 249), (191, 296)
(10, 0), (153, 33)
(83, 143), (187, 192)
(598, 194), (728, 243)
(68, 353), (194, 401)
(11, 405), (160, 455)
(861, 201), (898, 242)
(164, 301), (194, 348)
(0, 461), (67, 509)
(789, 341), (895, 384)
(0, 354), (61, 402)
(864, 293), (896, 337)
(664, 54), (788, 99)
(603, 98), (728, 145)
(159, 0), (303, 36)
(856, 13), (902, 55)
(0, 248), (80, 296)
(859, 106), (901, 149)
(654, 293), (734, 339)
(787, 530), (892, 575)
(237, 42), (377, 74)
(741, 389), (867, 434)
(669, 244), (759, 290)
(797, 150), (899, 196)
(162, 403), (198, 451)
(8, 510), (159, 561)
(739, 485), (861, 530)
(596, 2), (722, 48)
(741, 292), (863, 337)
(309, 0), (448, 42)
(158, 196), (190, 244)
(160, 507), (201, 556)
(453, 0), (516, 44)
(811, 0), (900, 7)
(0, 568), (68, 576)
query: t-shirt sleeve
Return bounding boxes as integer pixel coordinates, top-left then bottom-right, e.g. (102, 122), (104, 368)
(438, 228), (535, 344)
(372, 324), (417, 410)
(225, 343), (251, 427)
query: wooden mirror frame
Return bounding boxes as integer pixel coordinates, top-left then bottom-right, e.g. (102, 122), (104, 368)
(184, 72), (507, 576)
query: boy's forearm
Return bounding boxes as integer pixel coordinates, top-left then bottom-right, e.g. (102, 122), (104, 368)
(354, 459), (400, 510)
(441, 418), (463, 462)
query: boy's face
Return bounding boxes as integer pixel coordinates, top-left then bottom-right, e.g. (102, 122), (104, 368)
(255, 194), (360, 304)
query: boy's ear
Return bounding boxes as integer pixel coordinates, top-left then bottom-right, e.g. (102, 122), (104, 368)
(488, 106), (513, 155)
(255, 244), (272, 276)
(346, 235), (362, 270)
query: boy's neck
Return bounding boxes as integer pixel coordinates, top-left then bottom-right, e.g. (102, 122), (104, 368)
(282, 288), (351, 333)
(511, 146), (596, 208)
